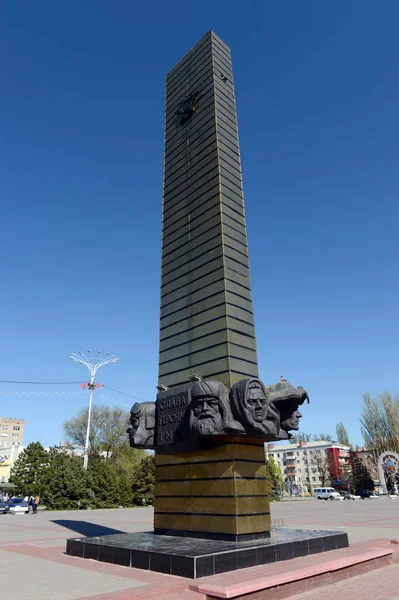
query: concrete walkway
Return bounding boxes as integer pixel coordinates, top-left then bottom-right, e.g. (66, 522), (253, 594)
(1, 498), (399, 599)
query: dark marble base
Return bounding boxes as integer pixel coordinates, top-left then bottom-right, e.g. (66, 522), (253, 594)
(66, 528), (349, 578)
(154, 528), (271, 542)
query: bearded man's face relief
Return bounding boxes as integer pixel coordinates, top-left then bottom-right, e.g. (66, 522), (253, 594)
(191, 396), (223, 435)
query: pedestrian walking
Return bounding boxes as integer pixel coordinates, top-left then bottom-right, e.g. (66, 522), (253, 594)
(28, 496), (35, 514)
(33, 495), (40, 514)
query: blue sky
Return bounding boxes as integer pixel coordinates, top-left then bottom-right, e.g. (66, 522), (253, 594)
(1, 1), (398, 447)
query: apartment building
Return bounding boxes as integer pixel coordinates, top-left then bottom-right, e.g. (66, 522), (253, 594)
(0, 417), (25, 449)
(267, 440), (351, 495)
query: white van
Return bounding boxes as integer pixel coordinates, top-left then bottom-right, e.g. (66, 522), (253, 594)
(313, 487), (343, 501)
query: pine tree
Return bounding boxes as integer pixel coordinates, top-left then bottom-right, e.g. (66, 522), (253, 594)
(131, 455), (155, 506)
(117, 473), (133, 507)
(88, 453), (119, 508)
(42, 449), (93, 510)
(9, 442), (50, 496)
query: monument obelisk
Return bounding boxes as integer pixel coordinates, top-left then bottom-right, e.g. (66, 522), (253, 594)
(159, 30), (258, 390)
(66, 32), (346, 579)
(154, 30), (269, 542)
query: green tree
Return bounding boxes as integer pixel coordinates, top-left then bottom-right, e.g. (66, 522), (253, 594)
(63, 405), (129, 457)
(289, 432), (334, 444)
(265, 457), (283, 501)
(88, 452), (119, 508)
(42, 449), (93, 510)
(336, 422), (351, 447)
(289, 432), (312, 444)
(315, 433), (334, 443)
(9, 442), (49, 496)
(131, 455), (155, 506)
(116, 473), (133, 507)
(351, 455), (374, 491)
(110, 444), (146, 482)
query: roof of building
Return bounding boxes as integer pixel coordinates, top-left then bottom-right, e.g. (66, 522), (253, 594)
(267, 440), (350, 451)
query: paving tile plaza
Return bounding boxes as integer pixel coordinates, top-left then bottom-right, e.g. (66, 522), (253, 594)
(1, 498), (399, 599)
(292, 559), (399, 600)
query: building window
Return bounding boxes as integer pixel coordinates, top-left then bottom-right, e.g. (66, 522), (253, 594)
(0, 434), (7, 438)
(12, 434), (18, 439)
(2, 425), (8, 431)
(13, 426), (20, 431)
(312, 477), (316, 481)
(277, 454), (280, 458)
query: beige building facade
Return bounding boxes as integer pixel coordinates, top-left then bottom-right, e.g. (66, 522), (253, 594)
(267, 440), (351, 494)
(0, 417), (25, 449)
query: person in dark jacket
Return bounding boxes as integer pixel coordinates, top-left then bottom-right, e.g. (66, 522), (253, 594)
(28, 496), (35, 514)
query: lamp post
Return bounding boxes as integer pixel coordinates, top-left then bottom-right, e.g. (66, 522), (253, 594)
(70, 350), (119, 469)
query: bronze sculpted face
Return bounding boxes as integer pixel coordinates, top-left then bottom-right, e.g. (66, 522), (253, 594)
(127, 402), (155, 448)
(229, 378), (280, 436)
(189, 380), (244, 436)
(280, 406), (302, 431)
(247, 382), (268, 423)
(266, 380), (309, 436)
(190, 380), (224, 435)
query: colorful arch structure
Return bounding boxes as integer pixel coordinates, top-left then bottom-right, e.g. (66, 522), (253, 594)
(377, 451), (399, 494)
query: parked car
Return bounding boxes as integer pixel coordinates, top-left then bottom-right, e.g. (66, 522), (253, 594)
(313, 487), (344, 501)
(341, 491), (361, 500)
(6, 497), (29, 513)
(0, 500), (9, 514)
(356, 490), (379, 499)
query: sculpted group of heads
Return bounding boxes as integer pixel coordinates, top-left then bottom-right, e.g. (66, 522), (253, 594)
(127, 377), (309, 448)
(189, 378), (308, 438)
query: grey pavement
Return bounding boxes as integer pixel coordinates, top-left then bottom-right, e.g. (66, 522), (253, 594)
(1, 498), (398, 599)
(0, 550), (145, 599)
(272, 495), (399, 543)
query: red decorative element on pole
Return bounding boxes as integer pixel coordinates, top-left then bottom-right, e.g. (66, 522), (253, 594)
(80, 383), (104, 390)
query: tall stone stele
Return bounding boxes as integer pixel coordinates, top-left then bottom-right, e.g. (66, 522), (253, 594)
(159, 30), (257, 390)
(128, 31), (309, 542)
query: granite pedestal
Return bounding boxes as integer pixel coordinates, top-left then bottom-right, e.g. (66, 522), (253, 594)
(66, 528), (349, 578)
(154, 439), (272, 540)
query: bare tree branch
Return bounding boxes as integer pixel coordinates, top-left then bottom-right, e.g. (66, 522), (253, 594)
(63, 405), (129, 456)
